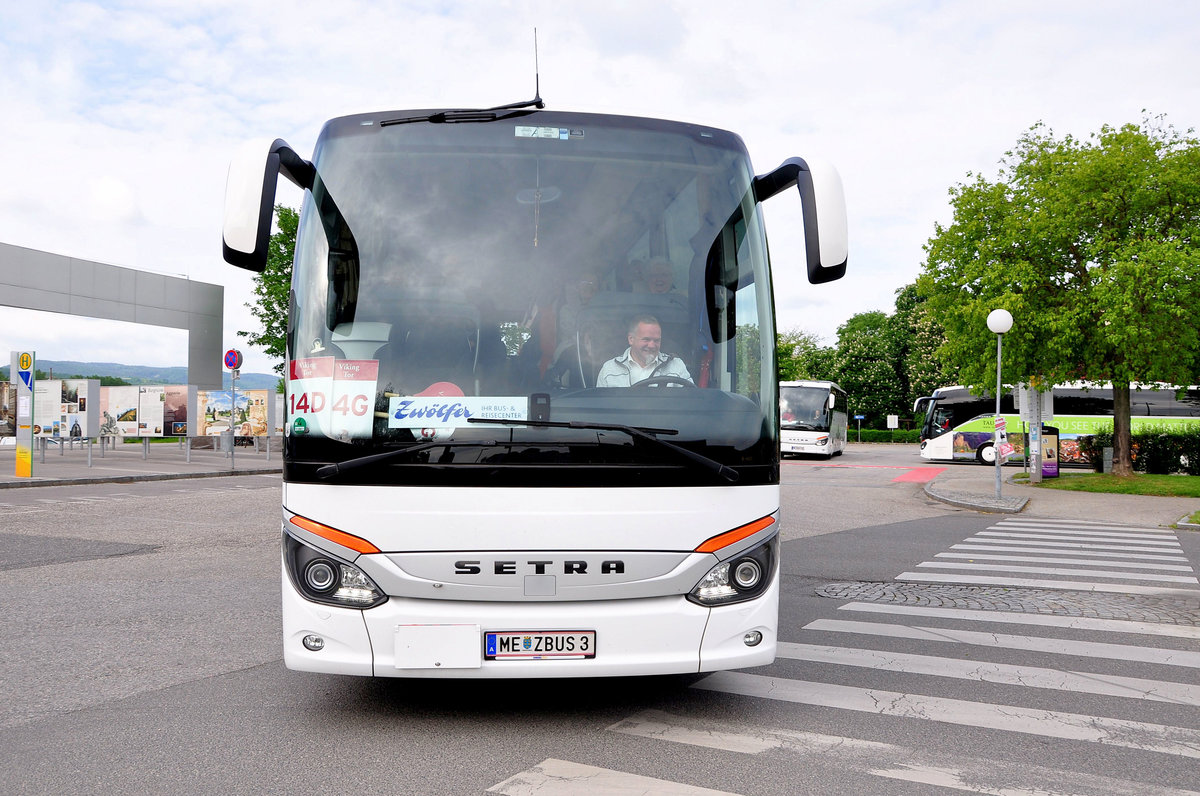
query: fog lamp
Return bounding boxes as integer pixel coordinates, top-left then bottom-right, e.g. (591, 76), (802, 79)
(743, 631), (763, 647)
(302, 634), (325, 651)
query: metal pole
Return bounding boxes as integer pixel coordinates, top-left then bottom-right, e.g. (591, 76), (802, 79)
(230, 378), (236, 470)
(994, 333), (1003, 499)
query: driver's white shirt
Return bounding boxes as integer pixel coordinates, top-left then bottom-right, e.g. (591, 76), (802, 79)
(596, 348), (692, 387)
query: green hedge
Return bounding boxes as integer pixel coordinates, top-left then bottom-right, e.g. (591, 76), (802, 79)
(850, 429), (921, 444)
(1078, 426), (1200, 475)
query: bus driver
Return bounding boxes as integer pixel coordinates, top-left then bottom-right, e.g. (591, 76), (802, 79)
(596, 315), (693, 387)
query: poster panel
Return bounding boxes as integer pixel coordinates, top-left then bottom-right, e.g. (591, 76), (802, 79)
(62, 379), (99, 437)
(0, 381), (14, 438)
(241, 390), (271, 437)
(33, 379), (63, 437)
(101, 385), (140, 437)
(197, 389), (272, 437)
(164, 385), (194, 437)
(138, 385), (166, 436)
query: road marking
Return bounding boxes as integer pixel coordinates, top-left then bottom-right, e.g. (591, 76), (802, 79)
(487, 758), (740, 795)
(693, 672), (1200, 759)
(958, 537), (1186, 553)
(897, 571), (1200, 596)
(915, 561), (1198, 583)
(611, 710), (1200, 796)
(996, 519), (1175, 533)
(891, 467), (945, 483)
(803, 618), (1200, 667)
(837, 601), (1200, 638)
(950, 543), (1188, 561)
(936, 552), (1194, 571)
(977, 531), (1179, 546)
(777, 642), (1200, 704)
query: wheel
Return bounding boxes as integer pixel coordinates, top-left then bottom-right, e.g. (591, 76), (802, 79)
(976, 442), (997, 465)
(631, 376), (695, 388)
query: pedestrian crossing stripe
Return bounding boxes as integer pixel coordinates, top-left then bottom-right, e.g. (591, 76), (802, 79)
(838, 601), (1200, 639)
(897, 571), (1200, 597)
(608, 710), (1200, 796)
(915, 560), (1198, 583)
(777, 641), (1200, 704)
(487, 757), (739, 795)
(693, 672), (1200, 759)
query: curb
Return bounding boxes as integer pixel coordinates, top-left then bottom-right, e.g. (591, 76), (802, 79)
(922, 481), (1028, 514)
(0, 467), (282, 490)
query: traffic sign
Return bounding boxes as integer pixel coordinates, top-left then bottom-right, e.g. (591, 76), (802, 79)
(224, 349), (243, 370)
(853, 414), (865, 420)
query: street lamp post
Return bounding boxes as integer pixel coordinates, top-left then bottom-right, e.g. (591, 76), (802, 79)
(987, 309), (1013, 499)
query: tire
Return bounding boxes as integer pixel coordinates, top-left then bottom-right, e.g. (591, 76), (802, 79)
(976, 442), (997, 465)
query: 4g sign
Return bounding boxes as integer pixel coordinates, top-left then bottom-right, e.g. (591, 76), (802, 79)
(287, 357), (378, 438)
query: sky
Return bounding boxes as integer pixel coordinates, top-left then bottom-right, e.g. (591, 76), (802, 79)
(3, 1), (1200, 376)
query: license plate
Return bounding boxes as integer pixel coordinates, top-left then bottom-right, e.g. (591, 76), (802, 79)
(484, 630), (596, 660)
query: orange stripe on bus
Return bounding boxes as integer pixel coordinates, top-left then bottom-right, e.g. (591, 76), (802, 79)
(288, 515), (381, 554)
(695, 516), (776, 553)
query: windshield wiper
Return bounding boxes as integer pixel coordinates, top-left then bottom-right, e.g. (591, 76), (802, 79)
(380, 102), (542, 128)
(467, 418), (739, 483)
(315, 439), (498, 480)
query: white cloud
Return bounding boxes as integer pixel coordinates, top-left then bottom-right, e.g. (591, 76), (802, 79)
(2, 0), (1200, 370)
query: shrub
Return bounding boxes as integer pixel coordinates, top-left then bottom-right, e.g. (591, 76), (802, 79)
(852, 429), (921, 444)
(1077, 431), (1113, 472)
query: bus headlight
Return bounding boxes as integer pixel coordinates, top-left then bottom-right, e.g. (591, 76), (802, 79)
(284, 532), (387, 609)
(816, 435), (829, 446)
(687, 535), (777, 607)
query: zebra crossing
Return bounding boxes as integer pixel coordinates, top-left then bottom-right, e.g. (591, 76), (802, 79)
(490, 515), (1200, 794)
(899, 516), (1199, 597)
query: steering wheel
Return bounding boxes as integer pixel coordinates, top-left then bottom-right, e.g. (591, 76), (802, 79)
(631, 376), (695, 388)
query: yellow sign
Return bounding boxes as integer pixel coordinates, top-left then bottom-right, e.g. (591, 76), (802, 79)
(15, 445), (31, 478)
(19, 352), (32, 370)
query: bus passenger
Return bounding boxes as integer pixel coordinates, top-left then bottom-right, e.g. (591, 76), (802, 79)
(596, 315), (692, 387)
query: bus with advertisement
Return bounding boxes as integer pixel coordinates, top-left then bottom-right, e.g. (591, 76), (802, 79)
(779, 380), (848, 458)
(914, 383), (1200, 465)
(221, 98), (848, 678)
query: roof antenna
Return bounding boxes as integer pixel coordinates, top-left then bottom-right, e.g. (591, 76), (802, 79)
(489, 28), (545, 111)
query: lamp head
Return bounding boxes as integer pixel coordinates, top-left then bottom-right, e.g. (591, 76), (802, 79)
(987, 308), (1013, 335)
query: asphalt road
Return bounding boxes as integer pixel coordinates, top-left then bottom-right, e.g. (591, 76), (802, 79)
(1, 450), (1198, 795)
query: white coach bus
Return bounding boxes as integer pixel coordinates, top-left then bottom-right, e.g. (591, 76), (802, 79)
(779, 380), (848, 458)
(222, 98), (848, 678)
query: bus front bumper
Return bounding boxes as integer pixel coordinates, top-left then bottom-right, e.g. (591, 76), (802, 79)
(281, 565), (779, 678)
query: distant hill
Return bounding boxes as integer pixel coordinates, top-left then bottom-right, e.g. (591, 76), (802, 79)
(0, 359), (280, 391)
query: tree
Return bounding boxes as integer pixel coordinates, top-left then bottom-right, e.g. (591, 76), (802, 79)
(891, 282), (958, 406)
(921, 117), (1200, 475)
(830, 311), (907, 426)
(776, 328), (834, 381)
(239, 205), (298, 376)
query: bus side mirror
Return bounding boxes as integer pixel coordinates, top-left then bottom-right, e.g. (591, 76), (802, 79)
(222, 138), (315, 272)
(828, 393), (836, 410)
(753, 157), (848, 284)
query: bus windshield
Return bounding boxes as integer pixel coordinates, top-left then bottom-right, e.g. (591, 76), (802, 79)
(780, 384), (833, 431)
(286, 111), (778, 487)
